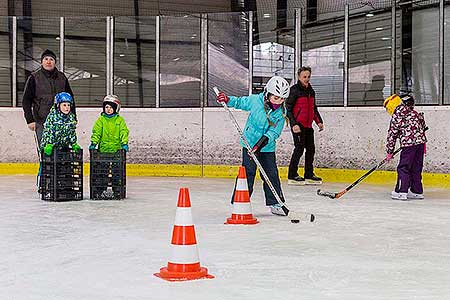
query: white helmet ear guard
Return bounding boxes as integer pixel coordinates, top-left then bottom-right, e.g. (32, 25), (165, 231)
(264, 76), (290, 99)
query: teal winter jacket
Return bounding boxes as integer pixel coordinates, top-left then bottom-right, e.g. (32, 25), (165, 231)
(227, 92), (286, 152)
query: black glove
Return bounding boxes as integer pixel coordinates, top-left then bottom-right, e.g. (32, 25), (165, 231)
(251, 135), (269, 155)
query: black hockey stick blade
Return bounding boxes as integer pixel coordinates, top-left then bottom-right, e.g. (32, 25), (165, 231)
(283, 205), (315, 223)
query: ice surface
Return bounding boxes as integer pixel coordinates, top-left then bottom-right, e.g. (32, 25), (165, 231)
(1, 176), (450, 300)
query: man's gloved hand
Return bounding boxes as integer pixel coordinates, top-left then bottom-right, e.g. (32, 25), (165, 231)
(43, 144), (54, 156)
(72, 143), (82, 152)
(89, 143), (97, 150)
(121, 144), (129, 152)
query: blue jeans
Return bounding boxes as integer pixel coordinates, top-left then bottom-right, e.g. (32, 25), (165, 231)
(231, 148), (285, 206)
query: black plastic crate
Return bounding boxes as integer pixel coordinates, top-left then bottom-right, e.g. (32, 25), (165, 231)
(42, 148), (83, 163)
(42, 163), (83, 178)
(40, 149), (83, 202)
(89, 149), (126, 200)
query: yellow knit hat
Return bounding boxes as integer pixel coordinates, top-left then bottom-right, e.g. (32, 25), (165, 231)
(383, 94), (402, 116)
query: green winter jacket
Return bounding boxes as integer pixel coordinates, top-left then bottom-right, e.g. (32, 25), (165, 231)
(91, 113), (129, 153)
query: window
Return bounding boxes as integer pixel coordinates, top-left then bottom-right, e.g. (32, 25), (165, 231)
(208, 12), (249, 106)
(64, 17), (107, 106)
(16, 17), (59, 107)
(444, 3), (450, 104)
(159, 15), (201, 108)
(114, 17), (157, 107)
(302, 19), (345, 106)
(349, 10), (392, 106)
(399, 3), (440, 104)
(252, 9), (295, 94)
(0, 17), (11, 106)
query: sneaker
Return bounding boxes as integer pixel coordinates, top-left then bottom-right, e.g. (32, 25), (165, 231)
(305, 174), (322, 185)
(407, 190), (424, 200)
(391, 191), (408, 200)
(270, 204), (287, 216)
(288, 176), (305, 185)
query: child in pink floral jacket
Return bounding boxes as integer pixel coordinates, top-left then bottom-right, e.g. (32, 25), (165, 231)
(385, 94), (427, 200)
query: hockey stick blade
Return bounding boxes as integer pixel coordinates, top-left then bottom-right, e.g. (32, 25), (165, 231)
(283, 205), (315, 223)
(317, 189), (337, 199)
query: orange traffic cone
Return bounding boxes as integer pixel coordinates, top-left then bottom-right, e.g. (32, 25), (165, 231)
(226, 166), (259, 225)
(154, 187), (214, 281)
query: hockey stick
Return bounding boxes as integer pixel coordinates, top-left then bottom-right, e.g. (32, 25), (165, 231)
(317, 147), (402, 199)
(33, 131), (43, 190)
(213, 87), (314, 223)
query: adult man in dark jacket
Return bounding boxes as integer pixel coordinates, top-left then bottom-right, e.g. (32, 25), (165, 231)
(285, 66), (324, 185)
(22, 49), (76, 144)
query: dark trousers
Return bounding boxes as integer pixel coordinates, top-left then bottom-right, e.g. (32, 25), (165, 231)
(288, 127), (315, 179)
(36, 122), (44, 146)
(231, 148), (284, 206)
(395, 144), (425, 194)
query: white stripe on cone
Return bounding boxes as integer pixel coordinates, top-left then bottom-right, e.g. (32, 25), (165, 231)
(232, 202), (253, 214)
(174, 207), (194, 226)
(169, 244), (200, 264)
(235, 178), (248, 191)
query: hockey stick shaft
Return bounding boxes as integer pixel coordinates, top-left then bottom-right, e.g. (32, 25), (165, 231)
(213, 87), (313, 221)
(318, 147), (402, 199)
(33, 131), (41, 160)
(341, 147), (402, 194)
(33, 130), (43, 189)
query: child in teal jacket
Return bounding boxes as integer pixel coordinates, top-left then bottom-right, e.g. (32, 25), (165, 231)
(216, 76), (290, 216)
(89, 95), (129, 153)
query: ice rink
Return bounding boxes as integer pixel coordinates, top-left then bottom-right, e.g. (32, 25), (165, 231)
(1, 175), (450, 300)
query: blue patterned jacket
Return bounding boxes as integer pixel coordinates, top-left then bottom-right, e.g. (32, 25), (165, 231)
(40, 106), (77, 149)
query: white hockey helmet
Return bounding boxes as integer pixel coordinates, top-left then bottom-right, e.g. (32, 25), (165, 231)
(103, 94), (121, 113)
(264, 76), (290, 99)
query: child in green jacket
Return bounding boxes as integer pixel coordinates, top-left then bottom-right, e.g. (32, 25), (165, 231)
(89, 95), (129, 153)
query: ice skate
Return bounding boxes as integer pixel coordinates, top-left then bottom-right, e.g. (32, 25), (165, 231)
(288, 176), (305, 186)
(407, 189), (424, 200)
(305, 174), (322, 185)
(270, 204), (287, 216)
(391, 191), (407, 200)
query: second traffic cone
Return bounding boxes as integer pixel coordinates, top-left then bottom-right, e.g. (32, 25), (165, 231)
(226, 166), (259, 225)
(154, 187), (214, 281)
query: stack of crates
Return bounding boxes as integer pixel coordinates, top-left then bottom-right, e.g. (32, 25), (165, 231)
(90, 149), (126, 200)
(40, 149), (83, 201)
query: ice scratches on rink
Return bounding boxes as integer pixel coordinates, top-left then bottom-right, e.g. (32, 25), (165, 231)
(1, 176), (450, 300)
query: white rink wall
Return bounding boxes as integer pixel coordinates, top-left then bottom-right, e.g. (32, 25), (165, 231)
(0, 106), (449, 173)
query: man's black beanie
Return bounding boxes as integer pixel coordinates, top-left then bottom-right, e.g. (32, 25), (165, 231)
(41, 49), (57, 62)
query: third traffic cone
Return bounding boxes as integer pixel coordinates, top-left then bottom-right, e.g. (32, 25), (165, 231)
(154, 187), (214, 281)
(226, 166), (259, 225)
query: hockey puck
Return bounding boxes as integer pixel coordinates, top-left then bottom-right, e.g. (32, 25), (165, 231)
(291, 219), (300, 223)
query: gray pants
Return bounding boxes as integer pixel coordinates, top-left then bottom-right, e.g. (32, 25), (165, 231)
(35, 122), (44, 147)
